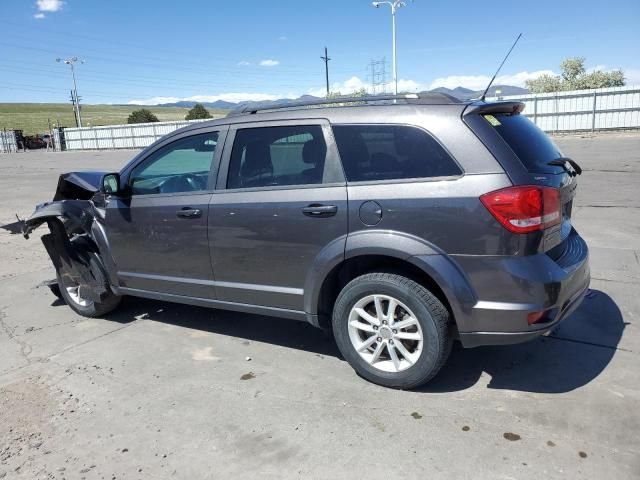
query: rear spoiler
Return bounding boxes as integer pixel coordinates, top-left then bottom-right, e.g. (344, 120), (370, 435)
(462, 101), (525, 117)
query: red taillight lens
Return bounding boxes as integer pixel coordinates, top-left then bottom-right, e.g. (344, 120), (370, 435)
(527, 311), (546, 325)
(480, 186), (561, 234)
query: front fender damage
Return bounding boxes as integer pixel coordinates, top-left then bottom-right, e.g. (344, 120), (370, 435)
(23, 199), (114, 303)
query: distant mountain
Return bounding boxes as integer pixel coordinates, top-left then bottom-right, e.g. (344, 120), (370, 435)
(157, 100), (238, 109)
(429, 86), (476, 98)
(143, 85), (529, 111)
(425, 85), (529, 100)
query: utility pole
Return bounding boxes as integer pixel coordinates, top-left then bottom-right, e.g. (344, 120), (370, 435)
(69, 90), (79, 127)
(320, 47), (331, 97)
(56, 57), (84, 128)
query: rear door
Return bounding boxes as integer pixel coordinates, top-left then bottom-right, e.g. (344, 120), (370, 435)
(209, 119), (347, 311)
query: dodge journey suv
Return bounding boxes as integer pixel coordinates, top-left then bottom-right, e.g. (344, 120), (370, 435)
(23, 93), (590, 389)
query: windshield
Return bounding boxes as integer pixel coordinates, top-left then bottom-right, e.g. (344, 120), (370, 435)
(483, 113), (564, 174)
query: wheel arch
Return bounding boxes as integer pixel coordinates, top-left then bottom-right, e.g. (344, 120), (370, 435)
(23, 200), (119, 288)
(304, 230), (477, 331)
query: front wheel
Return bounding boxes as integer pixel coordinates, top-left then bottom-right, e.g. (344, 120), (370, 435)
(56, 250), (121, 318)
(332, 273), (452, 389)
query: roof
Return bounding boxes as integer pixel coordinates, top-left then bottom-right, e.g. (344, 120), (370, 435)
(168, 93), (472, 135)
(229, 92), (463, 116)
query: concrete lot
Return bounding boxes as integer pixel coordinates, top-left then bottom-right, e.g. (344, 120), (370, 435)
(1, 134), (639, 479)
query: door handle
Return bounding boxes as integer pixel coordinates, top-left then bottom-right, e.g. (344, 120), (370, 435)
(176, 208), (202, 218)
(302, 204), (338, 218)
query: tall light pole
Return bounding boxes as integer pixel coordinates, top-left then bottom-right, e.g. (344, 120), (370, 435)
(372, 1), (410, 95)
(56, 57), (84, 128)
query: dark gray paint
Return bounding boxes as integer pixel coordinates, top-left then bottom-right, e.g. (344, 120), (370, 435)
(25, 99), (590, 349)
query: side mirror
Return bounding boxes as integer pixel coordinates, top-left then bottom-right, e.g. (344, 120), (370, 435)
(101, 173), (121, 195)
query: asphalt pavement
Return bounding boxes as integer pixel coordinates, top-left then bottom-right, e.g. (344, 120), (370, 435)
(0, 133), (638, 479)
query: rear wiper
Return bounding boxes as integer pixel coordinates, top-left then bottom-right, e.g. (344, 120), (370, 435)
(547, 157), (582, 176)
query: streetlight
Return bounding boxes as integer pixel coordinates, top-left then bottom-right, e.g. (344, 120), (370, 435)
(372, 1), (411, 95)
(56, 57), (84, 128)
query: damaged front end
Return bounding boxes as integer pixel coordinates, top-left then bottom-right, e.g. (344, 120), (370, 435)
(22, 171), (119, 303)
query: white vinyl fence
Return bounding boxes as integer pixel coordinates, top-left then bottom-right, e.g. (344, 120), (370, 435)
(60, 118), (216, 150)
(487, 85), (640, 133)
(0, 130), (18, 153)
(56, 86), (640, 151)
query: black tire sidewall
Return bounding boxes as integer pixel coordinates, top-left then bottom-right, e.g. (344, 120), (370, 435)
(333, 275), (448, 388)
(55, 248), (121, 318)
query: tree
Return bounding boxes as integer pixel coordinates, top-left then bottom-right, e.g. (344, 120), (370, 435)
(185, 103), (212, 120)
(526, 57), (625, 93)
(127, 109), (159, 124)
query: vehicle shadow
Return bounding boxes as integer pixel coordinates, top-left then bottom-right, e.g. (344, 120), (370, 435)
(104, 296), (341, 357)
(421, 289), (626, 394)
(84, 288), (624, 394)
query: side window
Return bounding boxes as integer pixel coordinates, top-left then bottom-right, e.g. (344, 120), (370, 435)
(226, 125), (327, 189)
(332, 125), (462, 182)
(130, 132), (219, 195)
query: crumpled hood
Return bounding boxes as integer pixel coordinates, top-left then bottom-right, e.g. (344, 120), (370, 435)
(53, 171), (107, 201)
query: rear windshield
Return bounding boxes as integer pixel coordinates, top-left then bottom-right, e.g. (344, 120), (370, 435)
(483, 113), (564, 173)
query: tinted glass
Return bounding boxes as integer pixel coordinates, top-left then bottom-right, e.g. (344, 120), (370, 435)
(130, 133), (218, 195)
(332, 125), (462, 182)
(483, 113), (564, 173)
(227, 125), (327, 189)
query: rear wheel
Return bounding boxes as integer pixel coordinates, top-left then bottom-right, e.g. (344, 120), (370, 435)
(332, 273), (452, 389)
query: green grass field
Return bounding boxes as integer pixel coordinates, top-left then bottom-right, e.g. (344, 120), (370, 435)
(0, 103), (229, 135)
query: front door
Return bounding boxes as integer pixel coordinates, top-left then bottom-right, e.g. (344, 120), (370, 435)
(106, 129), (225, 298)
(209, 120), (347, 311)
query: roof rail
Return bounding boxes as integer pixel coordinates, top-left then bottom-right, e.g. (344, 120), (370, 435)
(227, 92), (461, 116)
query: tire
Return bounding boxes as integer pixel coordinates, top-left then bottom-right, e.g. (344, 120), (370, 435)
(332, 273), (452, 389)
(56, 251), (121, 318)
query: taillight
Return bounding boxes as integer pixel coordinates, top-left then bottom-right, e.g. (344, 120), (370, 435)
(480, 186), (561, 234)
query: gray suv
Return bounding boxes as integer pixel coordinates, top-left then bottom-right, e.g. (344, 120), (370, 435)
(23, 94), (590, 389)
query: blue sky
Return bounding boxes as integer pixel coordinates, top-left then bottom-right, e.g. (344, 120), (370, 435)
(1, 0), (639, 104)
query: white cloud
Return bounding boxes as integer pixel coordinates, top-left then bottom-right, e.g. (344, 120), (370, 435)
(34, 12), (46, 19)
(308, 76), (427, 97)
(36, 0), (64, 12)
(306, 70), (557, 98)
(259, 59), (279, 67)
(307, 76), (368, 97)
(428, 70), (555, 91)
(127, 93), (280, 106)
(237, 61), (250, 66)
(624, 68), (640, 86)
(278, 36), (288, 41)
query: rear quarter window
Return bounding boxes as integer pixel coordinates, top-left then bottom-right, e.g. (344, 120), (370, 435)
(483, 113), (564, 174)
(332, 124), (462, 182)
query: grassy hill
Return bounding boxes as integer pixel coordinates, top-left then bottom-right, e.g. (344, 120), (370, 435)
(0, 103), (229, 135)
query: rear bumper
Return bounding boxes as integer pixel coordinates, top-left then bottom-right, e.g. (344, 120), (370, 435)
(453, 228), (590, 348)
(458, 279), (589, 347)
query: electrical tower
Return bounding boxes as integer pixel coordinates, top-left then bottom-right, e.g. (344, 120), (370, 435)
(367, 58), (388, 95)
